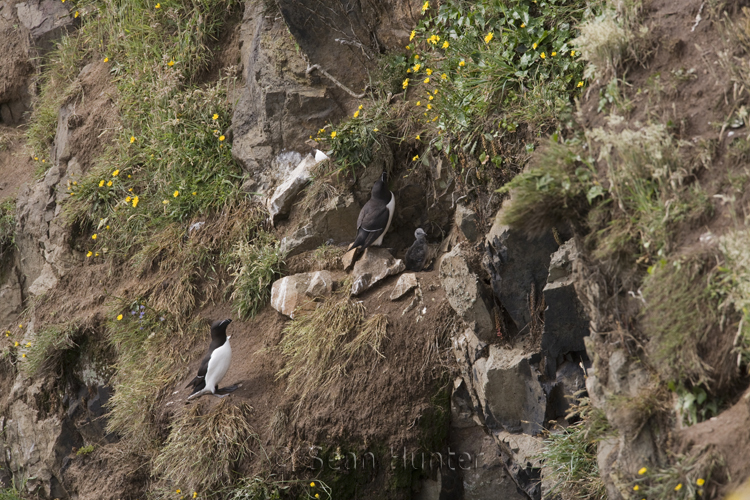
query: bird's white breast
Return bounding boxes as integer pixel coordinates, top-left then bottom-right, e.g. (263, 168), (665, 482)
(372, 192), (395, 247)
(205, 340), (232, 393)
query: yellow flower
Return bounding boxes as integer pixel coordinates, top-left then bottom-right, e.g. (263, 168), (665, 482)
(133, 196), (139, 208)
(193, 493), (197, 499)
(405, 45), (411, 50)
(407, 68), (412, 73)
(315, 495), (319, 499)
(426, 68), (433, 75)
(14, 342), (19, 347)
(416, 135), (421, 140)
(675, 483), (683, 491)
(353, 110), (360, 118)
(410, 30), (416, 41)
(103, 57), (109, 63)
(310, 482), (316, 487)
(163, 200), (169, 205)
(155, 2), (160, 8)
(416, 101), (421, 106)
(26, 342), (31, 347)
(358, 104), (363, 110)
(168, 60), (175, 67)
(92, 234), (97, 240)
(173, 190), (179, 197)
(577, 81), (584, 88)
(117, 314), (123, 320)
(551, 51), (557, 56)
(18, 324), (22, 328)
(73, 181), (78, 185)
(424, 77), (430, 83)
(434, 89), (438, 94)
(331, 131), (337, 138)
(318, 128), (325, 134)
(441, 73), (447, 80)
(633, 485), (639, 491)
(432, 116), (438, 122)
(373, 128), (379, 132)
(176, 490), (181, 495)
(107, 180), (113, 187)
(192, 191), (197, 195)
(34, 157), (38, 160)
(22, 354), (26, 358)
(212, 113), (219, 120)
(427, 104), (432, 110)
(571, 50), (576, 56)
(219, 135), (225, 141)
(74, 11), (79, 17)
(412, 154), (419, 161)
(532, 42), (537, 49)
(484, 32), (494, 43)
(112, 169), (120, 176)
(697, 478), (705, 486)
(638, 467), (648, 475)
(128, 174), (131, 178)
(520, 23), (526, 28)
(126, 196), (131, 202)
(540, 52), (546, 59)
(442, 41), (449, 49)
(99, 180), (105, 187)
(95, 252), (99, 257)
(421, 0), (429, 13)
(414, 54), (420, 60)
(130, 136), (135, 143)
(459, 60), (465, 66)
(428, 95), (434, 101)
(413, 63), (421, 71)
(106, 225), (109, 230)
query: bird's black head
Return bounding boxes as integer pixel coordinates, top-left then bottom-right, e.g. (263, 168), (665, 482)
(210, 318), (232, 339)
(371, 171), (390, 201)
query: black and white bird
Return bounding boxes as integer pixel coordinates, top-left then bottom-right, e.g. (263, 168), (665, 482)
(186, 318), (235, 400)
(349, 172), (395, 251)
(404, 228), (428, 272)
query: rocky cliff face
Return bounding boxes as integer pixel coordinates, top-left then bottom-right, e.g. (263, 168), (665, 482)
(3, 0), (750, 499)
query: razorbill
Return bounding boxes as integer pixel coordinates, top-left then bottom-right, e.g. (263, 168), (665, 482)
(186, 318), (235, 400)
(349, 172), (395, 250)
(404, 228), (428, 271)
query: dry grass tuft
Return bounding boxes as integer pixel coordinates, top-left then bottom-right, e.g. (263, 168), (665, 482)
(23, 322), (80, 376)
(276, 286), (388, 407)
(153, 399), (257, 494)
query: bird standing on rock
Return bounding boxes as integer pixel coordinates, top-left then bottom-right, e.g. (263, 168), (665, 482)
(349, 171), (395, 251)
(405, 228), (428, 271)
(186, 319), (236, 400)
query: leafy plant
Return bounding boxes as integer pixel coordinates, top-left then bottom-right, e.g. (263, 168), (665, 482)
(229, 231), (285, 320)
(668, 382), (720, 427)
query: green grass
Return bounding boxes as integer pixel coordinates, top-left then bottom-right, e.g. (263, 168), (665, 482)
(153, 399), (257, 496)
(22, 322), (79, 376)
(229, 230), (285, 320)
(0, 199), (15, 261)
(276, 286), (388, 408)
(542, 397), (610, 500)
(714, 229), (750, 370)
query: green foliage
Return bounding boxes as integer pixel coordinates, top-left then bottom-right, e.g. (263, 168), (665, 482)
(668, 382), (720, 427)
(714, 229), (750, 369)
(631, 453), (716, 500)
(229, 231), (285, 320)
(543, 397), (610, 500)
(76, 444), (96, 456)
(0, 199), (15, 260)
(498, 135), (600, 236)
(153, 399), (257, 495)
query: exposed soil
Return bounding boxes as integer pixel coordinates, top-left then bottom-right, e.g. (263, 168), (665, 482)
(0, 125), (34, 202)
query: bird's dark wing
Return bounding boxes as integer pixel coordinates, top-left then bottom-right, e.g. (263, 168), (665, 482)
(185, 351), (211, 392)
(351, 200), (390, 249)
(405, 241), (427, 271)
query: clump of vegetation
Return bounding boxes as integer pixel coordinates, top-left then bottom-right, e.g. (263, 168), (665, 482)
(76, 444), (96, 456)
(0, 199), (15, 261)
(229, 230), (285, 320)
(642, 255), (725, 388)
(543, 397), (610, 500)
(276, 286), (388, 407)
(22, 322), (80, 376)
(153, 400), (257, 495)
(630, 452), (718, 500)
(105, 301), (205, 452)
(715, 229), (750, 369)
(498, 135), (601, 236)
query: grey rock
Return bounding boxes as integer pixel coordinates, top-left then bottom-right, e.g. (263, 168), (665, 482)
(0, 263), (23, 325)
(483, 201), (559, 330)
(16, 0), (74, 50)
(350, 248), (404, 296)
(279, 194), (361, 257)
(390, 272), (418, 301)
(541, 238), (590, 358)
(477, 345), (546, 435)
(450, 377), (476, 429)
(267, 154), (316, 222)
(27, 261), (57, 296)
(305, 270), (333, 298)
(454, 204), (479, 243)
(439, 244), (495, 341)
(270, 273), (316, 318)
(547, 360), (587, 420)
